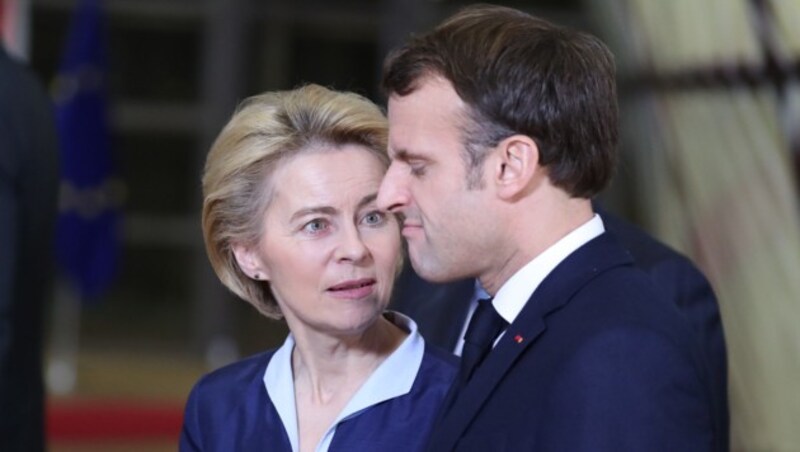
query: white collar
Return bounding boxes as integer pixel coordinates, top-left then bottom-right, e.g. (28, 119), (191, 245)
(493, 214), (605, 325)
(263, 312), (424, 452)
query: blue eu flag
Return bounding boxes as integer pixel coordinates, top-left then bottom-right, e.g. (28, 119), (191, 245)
(54, 0), (119, 302)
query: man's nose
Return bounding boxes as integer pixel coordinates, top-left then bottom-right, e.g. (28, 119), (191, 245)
(377, 162), (409, 213)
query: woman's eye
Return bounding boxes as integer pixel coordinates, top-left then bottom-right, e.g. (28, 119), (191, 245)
(303, 219), (328, 234)
(362, 211), (386, 226)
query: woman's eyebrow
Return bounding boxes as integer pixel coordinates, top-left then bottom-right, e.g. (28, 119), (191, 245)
(358, 193), (378, 210)
(290, 206), (337, 222)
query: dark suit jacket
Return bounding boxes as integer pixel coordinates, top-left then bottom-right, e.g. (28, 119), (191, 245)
(392, 212), (728, 450)
(0, 47), (59, 452)
(424, 233), (721, 451)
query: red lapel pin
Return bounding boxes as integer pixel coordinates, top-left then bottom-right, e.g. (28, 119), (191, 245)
(514, 334), (524, 344)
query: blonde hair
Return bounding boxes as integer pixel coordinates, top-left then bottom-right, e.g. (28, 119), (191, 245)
(202, 84), (388, 318)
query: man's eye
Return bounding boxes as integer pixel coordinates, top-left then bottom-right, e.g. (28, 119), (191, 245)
(409, 162), (426, 176)
(302, 219), (328, 234)
(362, 211), (386, 226)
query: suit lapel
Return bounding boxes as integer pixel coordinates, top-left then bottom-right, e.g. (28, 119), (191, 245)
(431, 234), (634, 450)
(432, 315), (545, 450)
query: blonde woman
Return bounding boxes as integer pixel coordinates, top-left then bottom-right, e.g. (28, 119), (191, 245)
(179, 85), (456, 452)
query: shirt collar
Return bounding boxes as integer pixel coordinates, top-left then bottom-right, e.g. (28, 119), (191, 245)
(493, 214), (605, 325)
(264, 311), (424, 452)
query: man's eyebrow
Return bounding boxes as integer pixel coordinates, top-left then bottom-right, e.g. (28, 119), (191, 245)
(391, 149), (427, 162)
(390, 149), (409, 161)
(290, 206), (337, 222)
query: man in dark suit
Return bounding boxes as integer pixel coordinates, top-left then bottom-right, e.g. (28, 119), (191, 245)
(0, 45), (60, 452)
(377, 5), (725, 451)
(393, 208), (729, 447)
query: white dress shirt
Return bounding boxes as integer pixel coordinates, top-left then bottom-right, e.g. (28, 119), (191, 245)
(455, 214), (605, 353)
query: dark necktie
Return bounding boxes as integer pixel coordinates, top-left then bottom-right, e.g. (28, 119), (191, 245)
(459, 298), (508, 385)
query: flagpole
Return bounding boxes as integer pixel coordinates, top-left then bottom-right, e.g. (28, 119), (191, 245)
(47, 0), (118, 395)
(46, 278), (82, 395)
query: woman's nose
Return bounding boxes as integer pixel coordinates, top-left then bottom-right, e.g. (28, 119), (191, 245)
(334, 226), (370, 263)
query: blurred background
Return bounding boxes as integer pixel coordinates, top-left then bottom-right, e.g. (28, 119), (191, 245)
(1, 0), (798, 450)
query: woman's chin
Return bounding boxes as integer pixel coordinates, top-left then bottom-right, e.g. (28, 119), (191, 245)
(325, 309), (386, 339)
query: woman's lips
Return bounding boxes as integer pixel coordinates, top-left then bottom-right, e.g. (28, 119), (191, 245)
(327, 278), (376, 299)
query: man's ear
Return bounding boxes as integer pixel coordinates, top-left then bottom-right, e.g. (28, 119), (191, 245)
(493, 134), (540, 200)
(232, 243), (270, 281)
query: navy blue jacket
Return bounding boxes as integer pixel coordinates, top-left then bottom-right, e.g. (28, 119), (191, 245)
(423, 233), (722, 451)
(180, 344), (456, 451)
(393, 212), (728, 450)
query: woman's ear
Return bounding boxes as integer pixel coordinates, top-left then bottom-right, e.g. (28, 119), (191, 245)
(232, 243), (270, 281)
(493, 134), (540, 200)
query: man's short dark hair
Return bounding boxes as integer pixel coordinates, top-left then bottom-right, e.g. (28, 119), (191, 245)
(382, 4), (618, 196)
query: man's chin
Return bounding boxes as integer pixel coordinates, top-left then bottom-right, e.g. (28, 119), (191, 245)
(409, 253), (460, 283)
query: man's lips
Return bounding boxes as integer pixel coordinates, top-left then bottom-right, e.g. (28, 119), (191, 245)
(400, 216), (422, 228)
(401, 221), (423, 237)
(327, 278), (376, 299)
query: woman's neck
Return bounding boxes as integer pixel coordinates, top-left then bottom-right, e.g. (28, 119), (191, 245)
(291, 315), (408, 452)
(291, 315), (407, 404)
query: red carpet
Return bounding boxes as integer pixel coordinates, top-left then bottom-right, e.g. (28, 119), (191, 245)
(47, 399), (184, 441)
